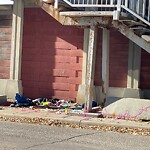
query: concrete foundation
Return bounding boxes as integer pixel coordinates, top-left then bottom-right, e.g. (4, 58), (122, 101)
(5, 80), (23, 99)
(0, 95), (7, 105)
(0, 79), (22, 99)
(0, 79), (8, 95)
(76, 85), (106, 105)
(108, 87), (141, 98)
(142, 90), (150, 99)
(77, 86), (141, 105)
(76, 84), (96, 104)
(104, 97), (121, 107)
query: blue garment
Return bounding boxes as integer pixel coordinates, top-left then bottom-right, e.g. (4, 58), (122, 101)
(15, 93), (32, 103)
(82, 101), (97, 108)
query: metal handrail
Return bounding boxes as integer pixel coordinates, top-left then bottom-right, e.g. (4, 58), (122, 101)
(121, 0), (150, 27)
(53, 0), (150, 27)
(0, 0), (13, 5)
(61, 0), (118, 8)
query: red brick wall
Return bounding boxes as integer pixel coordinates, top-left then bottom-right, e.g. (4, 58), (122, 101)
(94, 28), (129, 87)
(22, 8), (83, 100)
(140, 50), (150, 89)
(0, 15), (12, 79)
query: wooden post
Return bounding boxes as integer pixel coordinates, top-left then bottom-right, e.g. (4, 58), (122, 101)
(102, 28), (110, 104)
(85, 25), (97, 112)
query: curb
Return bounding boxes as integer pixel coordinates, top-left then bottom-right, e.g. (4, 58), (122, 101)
(0, 114), (150, 131)
(79, 119), (150, 130)
(0, 114), (150, 136)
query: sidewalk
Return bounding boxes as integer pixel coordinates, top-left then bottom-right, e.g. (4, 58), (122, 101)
(0, 107), (149, 131)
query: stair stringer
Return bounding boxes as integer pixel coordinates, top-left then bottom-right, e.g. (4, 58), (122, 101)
(113, 21), (150, 54)
(34, 0), (78, 25)
(33, 0), (113, 27)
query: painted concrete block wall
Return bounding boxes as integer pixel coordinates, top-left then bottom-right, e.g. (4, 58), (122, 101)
(22, 8), (83, 100)
(109, 29), (129, 87)
(94, 28), (129, 88)
(22, 8), (129, 100)
(94, 28), (102, 86)
(140, 50), (150, 89)
(0, 15), (12, 79)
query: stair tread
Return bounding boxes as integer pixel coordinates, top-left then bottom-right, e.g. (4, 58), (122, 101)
(119, 19), (147, 27)
(142, 35), (150, 42)
(130, 27), (150, 31)
(60, 11), (113, 17)
(43, 0), (54, 3)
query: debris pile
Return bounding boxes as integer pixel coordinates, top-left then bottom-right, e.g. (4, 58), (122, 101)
(9, 93), (102, 115)
(10, 93), (74, 109)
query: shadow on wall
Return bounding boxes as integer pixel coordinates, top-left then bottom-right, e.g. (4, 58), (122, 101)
(21, 8), (130, 101)
(21, 8), (83, 100)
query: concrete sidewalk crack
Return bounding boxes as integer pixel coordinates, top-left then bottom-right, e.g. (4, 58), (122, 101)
(24, 132), (97, 149)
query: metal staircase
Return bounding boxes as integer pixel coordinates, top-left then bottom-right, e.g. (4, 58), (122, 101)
(34, 0), (150, 53)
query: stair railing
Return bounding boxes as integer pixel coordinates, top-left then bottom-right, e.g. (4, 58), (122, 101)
(53, 0), (150, 27)
(60, 0), (118, 9)
(121, 0), (150, 27)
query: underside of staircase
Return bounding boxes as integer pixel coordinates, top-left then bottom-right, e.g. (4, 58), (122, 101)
(28, 0), (150, 54)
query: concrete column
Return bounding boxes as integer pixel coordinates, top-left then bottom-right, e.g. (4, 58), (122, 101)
(102, 28), (110, 104)
(85, 25), (97, 112)
(6, 0), (24, 98)
(127, 41), (141, 89)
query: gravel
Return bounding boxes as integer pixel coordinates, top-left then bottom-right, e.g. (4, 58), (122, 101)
(0, 116), (149, 136)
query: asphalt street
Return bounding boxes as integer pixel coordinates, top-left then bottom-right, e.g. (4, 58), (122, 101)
(0, 121), (149, 150)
